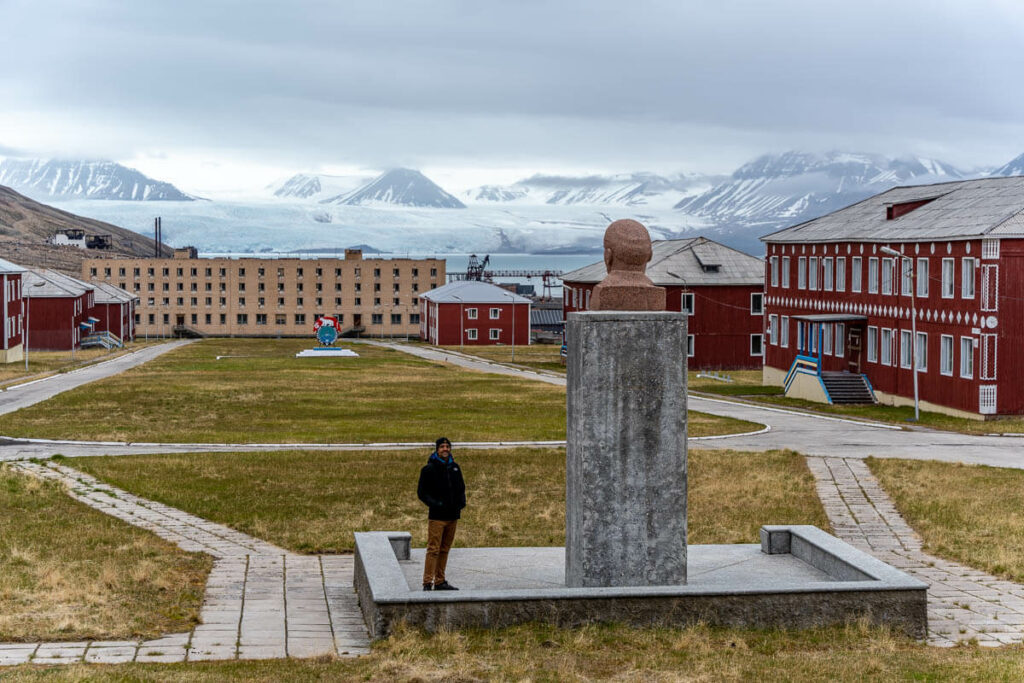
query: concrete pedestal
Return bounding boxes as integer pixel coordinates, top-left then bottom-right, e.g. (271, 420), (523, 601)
(565, 311), (688, 587)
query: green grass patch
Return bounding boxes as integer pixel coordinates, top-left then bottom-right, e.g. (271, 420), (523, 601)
(868, 458), (1024, 583)
(689, 411), (763, 437)
(442, 343), (567, 374)
(69, 448), (826, 554)
(4, 622), (1024, 680)
(0, 465), (211, 642)
(0, 339), (168, 387)
(0, 338), (567, 443)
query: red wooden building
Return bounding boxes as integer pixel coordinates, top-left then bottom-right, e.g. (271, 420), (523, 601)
(562, 237), (765, 369)
(23, 269), (95, 351)
(420, 281), (531, 346)
(90, 281), (138, 342)
(1, 257), (25, 364)
(762, 175), (1024, 418)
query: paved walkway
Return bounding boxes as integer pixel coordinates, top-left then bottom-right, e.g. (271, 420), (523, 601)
(0, 460), (369, 666)
(808, 456), (1024, 647)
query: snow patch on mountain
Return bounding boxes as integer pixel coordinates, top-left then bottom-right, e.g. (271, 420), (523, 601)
(269, 172), (372, 200)
(322, 168), (466, 208)
(0, 159), (194, 201)
(464, 172), (717, 209)
(990, 152), (1024, 178)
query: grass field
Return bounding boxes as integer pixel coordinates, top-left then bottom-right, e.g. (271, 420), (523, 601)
(869, 458), (1024, 583)
(68, 448), (827, 553)
(442, 343), (567, 374)
(0, 465), (211, 642)
(0, 339), (167, 386)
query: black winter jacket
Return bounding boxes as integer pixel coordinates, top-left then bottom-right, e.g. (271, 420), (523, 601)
(417, 454), (467, 521)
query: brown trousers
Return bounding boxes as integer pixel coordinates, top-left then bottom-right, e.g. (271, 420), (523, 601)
(422, 519), (458, 585)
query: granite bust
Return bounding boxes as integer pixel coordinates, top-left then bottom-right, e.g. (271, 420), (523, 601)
(589, 219), (666, 311)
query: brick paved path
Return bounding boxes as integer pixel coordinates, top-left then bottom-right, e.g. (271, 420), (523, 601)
(0, 461), (369, 666)
(808, 456), (1024, 647)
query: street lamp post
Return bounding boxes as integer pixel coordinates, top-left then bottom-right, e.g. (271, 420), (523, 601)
(880, 246), (919, 421)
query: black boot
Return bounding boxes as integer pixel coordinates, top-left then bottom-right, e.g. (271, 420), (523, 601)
(423, 583), (433, 591)
(433, 581), (458, 590)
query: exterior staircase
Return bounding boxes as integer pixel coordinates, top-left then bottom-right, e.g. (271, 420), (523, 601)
(820, 372), (876, 405)
(81, 331), (122, 349)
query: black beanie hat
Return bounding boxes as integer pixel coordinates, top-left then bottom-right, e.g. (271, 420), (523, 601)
(435, 437), (451, 449)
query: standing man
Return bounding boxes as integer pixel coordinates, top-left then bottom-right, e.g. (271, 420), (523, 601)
(417, 437), (466, 591)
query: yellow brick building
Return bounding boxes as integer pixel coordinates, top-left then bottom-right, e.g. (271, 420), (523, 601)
(82, 249), (444, 338)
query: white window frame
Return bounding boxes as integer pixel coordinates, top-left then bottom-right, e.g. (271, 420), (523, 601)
(769, 314), (778, 345)
(916, 331), (927, 372)
(750, 333), (764, 357)
(881, 257), (895, 295)
(962, 258), (976, 299)
(940, 334), (954, 376)
(750, 292), (764, 315)
(835, 323), (845, 356)
(681, 293), (694, 315)
(917, 258), (929, 298)
(960, 336), (974, 379)
(823, 257), (834, 292)
(901, 257), (913, 296)
(867, 326), (877, 363)
(982, 239), (1000, 260)
(490, 307), (501, 319)
(868, 257), (879, 294)
(822, 323), (833, 355)
(900, 329), (913, 369)
(808, 256), (819, 291)
(687, 334), (695, 358)
(851, 256), (862, 293)
(796, 321), (805, 352)
(941, 258), (955, 298)
(782, 256), (791, 289)
(466, 328), (478, 340)
(467, 307), (478, 320)
(780, 315), (789, 348)
(489, 328), (500, 340)
(797, 257), (807, 290)
(880, 328), (893, 366)
(836, 257), (846, 292)
(770, 257), (779, 287)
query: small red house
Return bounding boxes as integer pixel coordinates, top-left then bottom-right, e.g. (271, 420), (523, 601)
(1, 257), (25, 364)
(562, 237), (765, 369)
(90, 281), (138, 343)
(762, 175), (1024, 418)
(23, 269), (95, 351)
(420, 281), (531, 346)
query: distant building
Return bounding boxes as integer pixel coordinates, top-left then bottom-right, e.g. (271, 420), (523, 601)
(83, 249), (443, 339)
(90, 281), (139, 343)
(561, 237), (765, 369)
(762, 175), (1024, 418)
(0, 257), (25, 364)
(420, 280), (531, 346)
(23, 269), (95, 351)
(50, 228), (87, 249)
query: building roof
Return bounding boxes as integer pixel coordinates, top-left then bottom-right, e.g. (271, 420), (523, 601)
(561, 237), (763, 286)
(23, 269), (95, 298)
(91, 281), (139, 304)
(762, 175), (1024, 244)
(531, 308), (564, 326)
(420, 280), (531, 304)
(0, 257), (26, 274)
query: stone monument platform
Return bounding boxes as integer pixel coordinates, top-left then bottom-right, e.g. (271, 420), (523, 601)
(353, 527), (927, 639)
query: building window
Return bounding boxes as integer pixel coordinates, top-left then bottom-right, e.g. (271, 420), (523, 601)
(835, 257), (846, 292)
(917, 258), (929, 298)
(940, 335), (954, 376)
(900, 330), (912, 369)
(781, 256), (791, 288)
(410, 314), (420, 324)
(901, 257), (913, 296)
(768, 314), (778, 345)
(808, 256), (818, 290)
(780, 315), (789, 348)
(822, 323), (833, 355)
(960, 337), (974, 378)
(823, 258), (833, 291)
(962, 258), (976, 299)
(851, 257), (862, 293)
(205, 314), (212, 324)
(219, 314), (226, 324)
(237, 314), (248, 325)
(467, 308), (478, 319)
(256, 314), (267, 325)
(466, 328), (477, 340)
(916, 332), (927, 371)
(796, 321), (805, 353)
(275, 314), (286, 325)
(295, 314), (306, 325)
(490, 307), (500, 319)
(750, 293), (764, 315)
(770, 257), (779, 287)
(868, 257), (879, 294)
(797, 257), (807, 289)
(835, 323), (845, 356)
(687, 335), (695, 358)
(880, 328), (892, 366)
(941, 258), (955, 298)
(982, 239), (1000, 259)
(750, 334), (764, 357)
(681, 293), (694, 315)
(391, 313), (402, 325)
(489, 328), (501, 340)
(881, 258), (894, 295)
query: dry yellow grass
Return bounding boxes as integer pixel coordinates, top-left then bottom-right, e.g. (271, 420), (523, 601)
(868, 457), (1024, 582)
(0, 465), (211, 642)
(0, 339), (167, 385)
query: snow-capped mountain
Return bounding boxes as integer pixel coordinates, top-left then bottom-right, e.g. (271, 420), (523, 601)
(465, 172), (717, 209)
(270, 172), (372, 200)
(990, 152), (1024, 178)
(321, 168), (466, 208)
(0, 159), (194, 201)
(676, 151), (969, 231)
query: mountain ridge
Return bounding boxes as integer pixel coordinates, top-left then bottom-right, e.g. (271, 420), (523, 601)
(0, 159), (194, 202)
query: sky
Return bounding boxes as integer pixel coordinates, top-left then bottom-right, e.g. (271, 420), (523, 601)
(2, 0), (1023, 197)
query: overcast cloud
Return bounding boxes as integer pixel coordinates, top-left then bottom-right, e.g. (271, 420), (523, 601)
(1, 0), (1023, 193)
